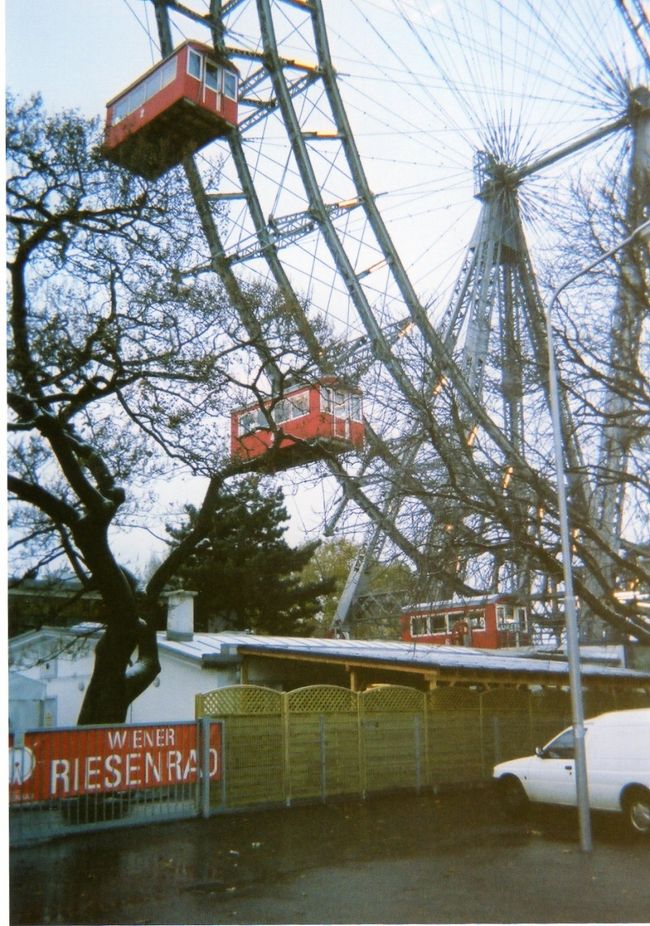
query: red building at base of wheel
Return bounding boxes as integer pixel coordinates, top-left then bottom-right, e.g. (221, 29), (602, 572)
(401, 594), (531, 648)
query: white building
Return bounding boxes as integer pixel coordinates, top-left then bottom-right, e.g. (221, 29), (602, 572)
(9, 591), (242, 731)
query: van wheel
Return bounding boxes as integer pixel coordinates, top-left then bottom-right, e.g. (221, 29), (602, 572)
(623, 787), (650, 836)
(498, 775), (528, 819)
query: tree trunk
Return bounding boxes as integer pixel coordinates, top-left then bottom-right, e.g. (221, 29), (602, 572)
(75, 522), (161, 725)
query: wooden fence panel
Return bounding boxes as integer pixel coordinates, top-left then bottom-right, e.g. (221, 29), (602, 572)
(221, 715), (285, 807)
(198, 687), (285, 808)
(480, 689), (532, 769)
(285, 687), (359, 801)
(196, 683), (649, 810)
(360, 687), (425, 794)
(529, 690), (572, 748)
(427, 689), (483, 783)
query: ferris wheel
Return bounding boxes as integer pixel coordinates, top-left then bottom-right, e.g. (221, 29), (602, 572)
(106, 0), (650, 643)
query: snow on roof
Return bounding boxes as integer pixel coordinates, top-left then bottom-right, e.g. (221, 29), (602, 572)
(12, 625), (648, 682)
(160, 631), (650, 681)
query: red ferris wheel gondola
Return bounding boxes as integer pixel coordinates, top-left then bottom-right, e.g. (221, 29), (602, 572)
(400, 595), (531, 649)
(103, 40), (238, 179)
(231, 378), (365, 471)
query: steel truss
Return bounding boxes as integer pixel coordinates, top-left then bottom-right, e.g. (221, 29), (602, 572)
(147, 0), (649, 644)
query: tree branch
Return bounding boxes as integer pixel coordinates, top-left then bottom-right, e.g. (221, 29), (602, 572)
(8, 474), (80, 527)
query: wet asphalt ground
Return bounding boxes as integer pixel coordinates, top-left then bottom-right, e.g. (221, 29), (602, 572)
(10, 787), (650, 925)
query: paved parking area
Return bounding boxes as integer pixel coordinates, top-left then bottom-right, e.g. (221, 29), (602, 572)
(10, 788), (650, 924)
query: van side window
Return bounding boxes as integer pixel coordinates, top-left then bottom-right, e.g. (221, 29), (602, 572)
(544, 728), (575, 759)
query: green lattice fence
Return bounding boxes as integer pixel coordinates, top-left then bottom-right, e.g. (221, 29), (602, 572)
(195, 683), (647, 812)
(360, 687), (426, 794)
(427, 688), (483, 782)
(197, 686), (284, 808)
(285, 686), (360, 802)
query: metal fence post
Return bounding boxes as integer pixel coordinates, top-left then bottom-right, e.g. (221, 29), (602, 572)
(320, 714), (327, 803)
(221, 720), (228, 810)
(357, 694), (366, 799)
(199, 716), (211, 819)
(479, 695), (487, 775)
(414, 715), (422, 793)
(492, 714), (501, 766)
(283, 692), (291, 807)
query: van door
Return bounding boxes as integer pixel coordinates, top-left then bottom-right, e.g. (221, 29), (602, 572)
(526, 727), (578, 806)
(584, 723), (638, 812)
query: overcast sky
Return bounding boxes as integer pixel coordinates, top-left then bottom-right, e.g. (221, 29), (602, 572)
(7, 0), (644, 574)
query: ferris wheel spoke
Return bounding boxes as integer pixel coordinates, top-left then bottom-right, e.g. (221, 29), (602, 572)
(226, 130), (328, 366)
(252, 0), (440, 416)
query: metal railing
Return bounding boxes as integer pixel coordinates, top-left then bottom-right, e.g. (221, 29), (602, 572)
(9, 719), (223, 846)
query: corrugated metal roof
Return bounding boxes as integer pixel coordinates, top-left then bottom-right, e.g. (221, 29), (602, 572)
(160, 631), (650, 681)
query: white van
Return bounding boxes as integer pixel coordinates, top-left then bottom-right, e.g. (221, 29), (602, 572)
(493, 708), (650, 835)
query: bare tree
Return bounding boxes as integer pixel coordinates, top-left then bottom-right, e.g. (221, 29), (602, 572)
(6, 95), (324, 722)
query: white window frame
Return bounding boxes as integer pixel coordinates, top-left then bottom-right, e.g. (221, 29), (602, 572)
(447, 612), (464, 629)
(272, 390), (310, 425)
(497, 604), (515, 629)
(331, 390), (347, 419)
(322, 386), (351, 419)
(188, 49), (226, 98)
(515, 606), (528, 630)
(429, 613), (448, 634)
(222, 69), (238, 100)
(289, 391), (310, 419)
(188, 48), (203, 81)
(272, 399), (290, 425)
(205, 60), (220, 92)
(348, 393), (363, 422)
(238, 407), (267, 435)
(466, 609), (486, 630)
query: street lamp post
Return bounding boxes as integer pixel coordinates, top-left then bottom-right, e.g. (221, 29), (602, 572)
(545, 218), (649, 854)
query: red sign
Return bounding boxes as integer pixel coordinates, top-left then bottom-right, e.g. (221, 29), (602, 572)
(9, 722), (221, 803)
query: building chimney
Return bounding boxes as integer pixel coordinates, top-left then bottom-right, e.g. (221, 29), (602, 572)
(165, 590), (197, 641)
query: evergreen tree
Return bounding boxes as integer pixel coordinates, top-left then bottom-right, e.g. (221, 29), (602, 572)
(168, 478), (333, 634)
